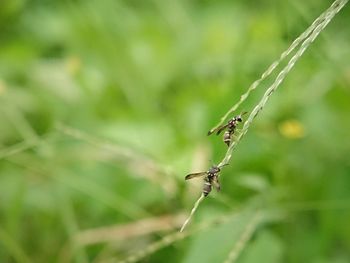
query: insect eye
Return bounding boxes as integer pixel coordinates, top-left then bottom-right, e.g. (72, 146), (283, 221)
(237, 117), (242, 122)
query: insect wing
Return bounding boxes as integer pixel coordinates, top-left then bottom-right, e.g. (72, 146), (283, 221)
(212, 176), (221, 192)
(216, 124), (230, 135)
(185, 172), (207, 180)
(208, 124), (229, 136)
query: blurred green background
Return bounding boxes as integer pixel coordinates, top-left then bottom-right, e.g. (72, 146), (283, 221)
(1, 0), (350, 262)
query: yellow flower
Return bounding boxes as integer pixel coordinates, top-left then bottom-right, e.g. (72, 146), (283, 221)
(278, 119), (305, 139)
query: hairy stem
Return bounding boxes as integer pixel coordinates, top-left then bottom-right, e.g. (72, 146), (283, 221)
(180, 194), (205, 232)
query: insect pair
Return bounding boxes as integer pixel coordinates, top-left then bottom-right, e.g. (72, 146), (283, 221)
(208, 112), (248, 147)
(185, 112), (248, 197)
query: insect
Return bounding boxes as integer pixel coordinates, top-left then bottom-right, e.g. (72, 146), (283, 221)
(185, 165), (226, 197)
(208, 112), (248, 146)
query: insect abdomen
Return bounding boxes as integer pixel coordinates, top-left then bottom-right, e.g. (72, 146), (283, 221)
(223, 131), (231, 146)
(203, 181), (212, 197)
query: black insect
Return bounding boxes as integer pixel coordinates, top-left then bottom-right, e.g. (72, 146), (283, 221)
(208, 112), (248, 146)
(185, 165), (226, 197)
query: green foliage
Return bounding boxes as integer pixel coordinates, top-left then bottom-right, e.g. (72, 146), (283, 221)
(0, 0), (350, 262)
(239, 230), (283, 263)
